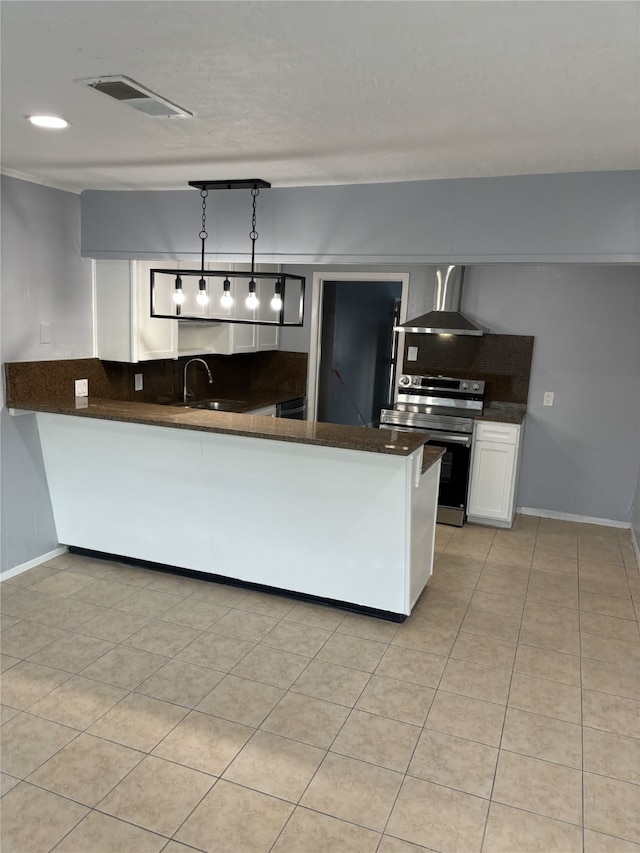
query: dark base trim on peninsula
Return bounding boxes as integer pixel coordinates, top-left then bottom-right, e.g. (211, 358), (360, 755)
(68, 546), (408, 623)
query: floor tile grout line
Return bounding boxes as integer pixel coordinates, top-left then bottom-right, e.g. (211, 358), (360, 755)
(577, 549), (587, 853)
(382, 527), (495, 853)
(4, 520), (640, 852)
(479, 526), (532, 853)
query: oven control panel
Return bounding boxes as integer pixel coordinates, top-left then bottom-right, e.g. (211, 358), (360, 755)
(399, 374), (485, 394)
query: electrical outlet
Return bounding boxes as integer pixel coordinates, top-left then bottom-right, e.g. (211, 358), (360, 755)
(543, 391), (554, 407)
(134, 373), (143, 391)
(407, 346), (418, 362)
(75, 379), (88, 397)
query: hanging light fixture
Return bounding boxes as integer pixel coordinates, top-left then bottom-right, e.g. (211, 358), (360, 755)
(196, 279), (209, 306)
(172, 275), (185, 316)
(270, 279), (283, 312)
(220, 277), (233, 309)
(245, 185), (260, 310)
(195, 189), (210, 307)
(149, 179), (304, 326)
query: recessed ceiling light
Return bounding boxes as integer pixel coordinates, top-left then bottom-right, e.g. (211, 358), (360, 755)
(27, 115), (70, 129)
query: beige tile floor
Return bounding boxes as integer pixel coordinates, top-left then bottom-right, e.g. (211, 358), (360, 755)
(1, 515), (639, 853)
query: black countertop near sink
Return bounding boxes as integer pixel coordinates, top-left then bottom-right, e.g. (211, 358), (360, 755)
(165, 389), (303, 414)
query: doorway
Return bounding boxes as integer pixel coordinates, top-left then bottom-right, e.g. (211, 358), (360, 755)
(308, 272), (410, 425)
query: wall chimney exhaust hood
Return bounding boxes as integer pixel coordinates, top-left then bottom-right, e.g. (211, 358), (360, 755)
(395, 265), (488, 336)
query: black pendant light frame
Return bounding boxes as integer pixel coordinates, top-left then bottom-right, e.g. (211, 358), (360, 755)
(150, 179), (305, 327)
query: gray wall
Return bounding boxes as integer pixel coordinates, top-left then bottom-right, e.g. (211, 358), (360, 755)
(81, 171), (640, 264)
(1, 176), (93, 575)
(633, 285), (640, 551)
(284, 262), (640, 524)
(463, 265), (639, 523)
(2, 172), (639, 577)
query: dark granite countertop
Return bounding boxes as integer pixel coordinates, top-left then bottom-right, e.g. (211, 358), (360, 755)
(9, 396), (443, 464)
(476, 403), (527, 425)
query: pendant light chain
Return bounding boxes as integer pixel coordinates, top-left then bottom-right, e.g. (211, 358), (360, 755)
(199, 188), (208, 274)
(249, 186), (259, 275)
(153, 178), (304, 326)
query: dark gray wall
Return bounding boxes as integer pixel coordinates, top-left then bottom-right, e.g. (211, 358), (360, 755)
(1, 176), (93, 575)
(81, 171), (640, 264)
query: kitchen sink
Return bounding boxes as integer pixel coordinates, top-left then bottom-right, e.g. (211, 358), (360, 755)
(190, 399), (246, 411)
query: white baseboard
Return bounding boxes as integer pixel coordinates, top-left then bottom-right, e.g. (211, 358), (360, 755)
(0, 546), (68, 582)
(517, 507), (630, 529)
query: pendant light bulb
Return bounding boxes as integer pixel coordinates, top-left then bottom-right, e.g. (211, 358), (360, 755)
(270, 280), (283, 311)
(220, 278), (234, 308)
(196, 278), (209, 306)
(172, 276), (185, 305)
(246, 280), (259, 310)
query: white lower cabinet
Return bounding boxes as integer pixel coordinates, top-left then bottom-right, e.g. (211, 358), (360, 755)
(467, 420), (524, 528)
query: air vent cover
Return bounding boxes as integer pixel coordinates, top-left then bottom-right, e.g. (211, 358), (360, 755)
(78, 75), (192, 118)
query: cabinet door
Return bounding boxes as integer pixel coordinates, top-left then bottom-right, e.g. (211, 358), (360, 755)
(227, 264), (257, 353)
(175, 261), (212, 320)
(133, 261), (178, 361)
(94, 260), (134, 362)
(255, 271), (280, 351)
(468, 440), (517, 521)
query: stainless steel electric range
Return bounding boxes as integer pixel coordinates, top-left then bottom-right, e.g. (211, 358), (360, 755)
(380, 374), (485, 526)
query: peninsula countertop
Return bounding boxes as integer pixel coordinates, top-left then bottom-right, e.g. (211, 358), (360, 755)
(10, 396), (442, 464)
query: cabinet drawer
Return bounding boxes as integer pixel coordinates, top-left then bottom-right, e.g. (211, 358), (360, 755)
(475, 422), (519, 445)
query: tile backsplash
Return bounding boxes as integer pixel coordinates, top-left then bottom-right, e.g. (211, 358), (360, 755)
(402, 334), (534, 406)
(5, 352), (308, 406)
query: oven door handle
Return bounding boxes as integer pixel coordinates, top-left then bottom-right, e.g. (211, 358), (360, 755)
(429, 432), (472, 447)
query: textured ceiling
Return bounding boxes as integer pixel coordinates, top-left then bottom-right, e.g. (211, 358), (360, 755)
(1, 1), (638, 192)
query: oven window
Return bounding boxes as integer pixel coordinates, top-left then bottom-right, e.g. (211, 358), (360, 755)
(428, 438), (471, 510)
(440, 450), (454, 483)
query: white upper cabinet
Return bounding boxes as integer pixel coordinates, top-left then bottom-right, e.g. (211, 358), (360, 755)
(94, 259), (280, 362)
(255, 264), (281, 352)
(94, 259), (178, 362)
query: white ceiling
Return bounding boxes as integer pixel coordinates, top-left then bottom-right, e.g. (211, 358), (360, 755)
(1, 1), (638, 193)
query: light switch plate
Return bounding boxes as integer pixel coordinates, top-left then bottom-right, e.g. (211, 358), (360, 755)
(134, 373), (143, 391)
(75, 379), (88, 397)
(407, 346), (418, 362)
(543, 391), (554, 407)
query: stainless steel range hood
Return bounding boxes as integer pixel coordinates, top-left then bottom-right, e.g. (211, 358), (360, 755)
(395, 265), (488, 336)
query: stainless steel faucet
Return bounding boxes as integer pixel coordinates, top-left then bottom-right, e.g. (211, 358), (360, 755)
(183, 357), (213, 403)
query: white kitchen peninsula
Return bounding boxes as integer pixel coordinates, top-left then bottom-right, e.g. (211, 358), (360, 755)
(13, 399), (442, 620)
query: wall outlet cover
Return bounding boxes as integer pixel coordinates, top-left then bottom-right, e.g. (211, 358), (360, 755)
(543, 391), (555, 407)
(407, 346), (418, 362)
(134, 373), (143, 391)
(75, 379), (88, 397)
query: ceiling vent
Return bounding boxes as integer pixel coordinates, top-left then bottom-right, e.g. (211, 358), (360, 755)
(77, 75), (192, 118)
